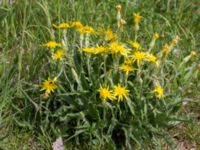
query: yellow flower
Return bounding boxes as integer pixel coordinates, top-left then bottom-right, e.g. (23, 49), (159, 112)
(114, 84), (129, 102)
(42, 41), (61, 48)
(77, 25), (95, 34)
(162, 44), (170, 57)
(82, 47), (96, 54)
(132, 51), (146, 64)
(41, 77), (57, 94)
(133, 13), (141, 23)
(119, 64), (135, 75)
(98, 85), (115, 102)
(70, 21), (83, 28)
(146, 54), (157, 63)
(52, 49), (65, 60)
(103, 28), (117, 41)
(128, 41), (141, 49)
(53, 23), (70, 29)
(153, 32), (159, 40)
(95, 46), (108, 54)
(153, 84), (164, 99)
(109, 42), (128, 56)
(190, 51), (197, 57)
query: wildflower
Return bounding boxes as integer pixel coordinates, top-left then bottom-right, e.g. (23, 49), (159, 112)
(116, 4), (122, 12)
(190, 51), (197, 57)
(77, 25), (95, 35)
(109, 42), (128, 56)
(132, 51), (146, 65)
(128, 41), (141, 50)
(149, 33), (159, 51)
(95, 46), (107, 54)
(162, 44), (170, 57)
(133, 13), (141, 24)
(153, 32), (159, 40)
(82, 47), (96, 54)
(42, 92), (49, 100)
(119, 18), (126, 28)
(53, 23), (70, 29)
(146, 53), (157, 63)
(42, 41), (61, 48)
(98, 85), (115, 102)
(41, 77), (57, 94)
(116, 4), (122, 28)
(70, 21), (83, 28)
(119, 64), (135, 75)
(172, 35), (180, 45)
(103, 28), (117, 41)
(153, 84), (164, 99)
(52, 49), (65, 60)
(113, 84), (129, 102)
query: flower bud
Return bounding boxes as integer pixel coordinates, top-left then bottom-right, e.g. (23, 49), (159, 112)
(42, 92), (49, 100)
(116, 4), (122, 12)
(172, 35), (180, 45)
(190, 51), (197, 57)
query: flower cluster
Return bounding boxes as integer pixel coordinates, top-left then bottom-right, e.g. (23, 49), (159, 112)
(98, 84), (129, 103)
(39, 5), (198, 104)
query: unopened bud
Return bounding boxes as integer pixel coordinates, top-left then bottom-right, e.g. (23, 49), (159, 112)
(116, 4), (122, 11)
(42, 92), (49, 100)
(120, 18), (126, 27)
(172, 35), (180, 45)
(190, 51), (197, 57)
(162, 44), (170, 57)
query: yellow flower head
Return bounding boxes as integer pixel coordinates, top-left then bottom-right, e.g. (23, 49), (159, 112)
(128, 41), (141, 50)
(146, 54), (157, 63)
(119, 64), (135, 75)
(41, 77), (57, 94)
(133, 13), (141, 23)
(190, 51), (197, 57)
(77, 25), (95, 35)
(98, 85), (115, 102)
(132, 51), (146, 64)
(114, 84), (129, 102)
(162, 44), (170, 57)
(153, 32), (159, 40)
(82, 47), (96, 54)
(103, 28), (118, 41)
(153, 84), (164, 99)
(109, 42), (128, 56)
(42, 41), (61, 49)
(53, 23), (70, 29)
(70, 21), (83, 28)
(95, 46), (108, 54)
(52, 49), (65, 60)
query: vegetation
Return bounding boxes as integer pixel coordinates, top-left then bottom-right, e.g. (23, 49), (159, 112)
(0, 0), (199, 149)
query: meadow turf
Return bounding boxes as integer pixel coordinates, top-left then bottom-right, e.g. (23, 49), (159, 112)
(0, 0), (200, 149)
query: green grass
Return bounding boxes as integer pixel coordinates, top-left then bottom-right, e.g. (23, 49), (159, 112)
(0, 0), (200, 149)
